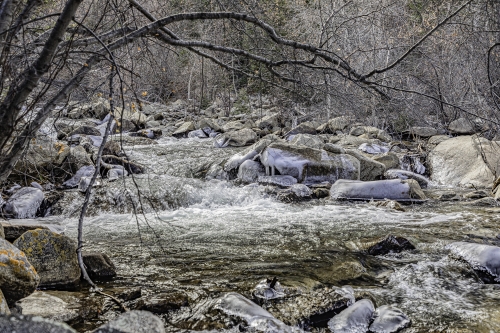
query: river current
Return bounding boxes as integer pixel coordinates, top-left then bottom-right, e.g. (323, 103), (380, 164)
(19, 137), (500, 332)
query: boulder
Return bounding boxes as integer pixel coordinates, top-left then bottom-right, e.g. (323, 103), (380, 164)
(172, 122), (195, 138)
(409, 127), (438, 138)
(93, 310), (165, 333)
(62, 165), (95, 188)
(102, 141), (123, 156)
(316, 116), (351, 134)
(350, 126), (392, 142)
(428, 136), (500, 188)
(13, 229), (81, 288)
(384, 169), (430, 188)
(285, 123), (317, 137)
(328, 299), (375, 333)
(290, 134), (324, 149)
(366, 235), (415, 256)
(224, 138), (281, 172)
(358, 143), (389, 154)
(188, 129), (208, 138)
(261, 143), (360, 184)
(448, 118), (477, 135)
(0, 314), (77, 333)
(1, 223), (49, 243)
(15, 291), (79, 322)
(136, 292), (188, 314)
(82, 252), (116, 279)
(67, 99), (109, 120)
(276, 184), (313, 202)
(258, 175), (298, 188)
(324, 143), (346, 154)
(214, 128), (258, 147)
(255, 114), (282, 130)
(197, 118), (222, 132)
(371, 200), (405, 212)
(222, 120), (245, 132)
(0, 290), (9, 315)
(67, 125), (101, 138)
(2, 187), (44, 219)
(62, 146), (93, 174)
(266, 287), (354, 328)
(372, 153), (400, 170)
(330, 179), (426, 201)
(215, 293), (288, 332)
(0, 238), (39, 306)
(238, 160), (266, 183)
(427, 135), (451, 146)
(345, 149), (385, 181)
(369, 305), (411, 333)
(446, 242), (500, 283)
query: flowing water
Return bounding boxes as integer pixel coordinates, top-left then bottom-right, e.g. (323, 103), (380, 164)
(19, 137), (500, 332)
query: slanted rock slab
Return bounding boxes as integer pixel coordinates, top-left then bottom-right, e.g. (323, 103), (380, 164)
(13, 229), (80, 288)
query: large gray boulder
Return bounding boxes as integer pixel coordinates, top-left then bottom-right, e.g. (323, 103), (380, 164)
(0, 314), (77, 333)
(447, 242), (500, 283)
(0, 238), (39, 306)
(345, 149), (386, 181)
(2, 187), (44, 219)
(428, 136), (500, 188)
(14, 229), (81, 288)
(261, 142), (360, 184)
(328, 299), (375, 333)
(222, 120), (245, 132)
(330, 179), (426, 201)
(255, 114), (282, 130)
(224, 137), (282, 172)
(93, 310), (165, 333)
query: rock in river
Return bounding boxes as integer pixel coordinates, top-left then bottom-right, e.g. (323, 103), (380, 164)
(328, 299), (375, 333)
(82, 252), (117, 279)
(261, 142), (360, 184)
(0, 238), (39, 306)
(447, 242), (500, 283)
(367, 235), (415, 256)
(369, 305), (411, 333)
(13, 229), (81, 288)
(93, 310), (165, 333)
(0, 314), (77, 333)
(2, 187), (44, 219)
(330, 179), (426, 201)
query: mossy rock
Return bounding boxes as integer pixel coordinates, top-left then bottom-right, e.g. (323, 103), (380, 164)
(13, 229), (80, 288)
(0, 238), (39, 306)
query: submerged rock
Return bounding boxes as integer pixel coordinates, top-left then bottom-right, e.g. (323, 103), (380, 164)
(330, 179), (426, 201)
(367, 235), (415, 256)
(2, 187), (44, 219)
(447, 242), (500, 283)
(13, 229), (81, 288)
(327, 299), (374, 333)
(0, 314), (77, 333)
(369, 305), (411, 333)
(0, 238), (39, 306)
(93, 310), (165, 333)
(266, 287), (354, 329)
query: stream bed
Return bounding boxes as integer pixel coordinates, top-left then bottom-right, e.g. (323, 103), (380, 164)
(15, 137), (500, 332)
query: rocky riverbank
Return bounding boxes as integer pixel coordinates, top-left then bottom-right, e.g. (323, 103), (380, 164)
(1, 98), (500, 332)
